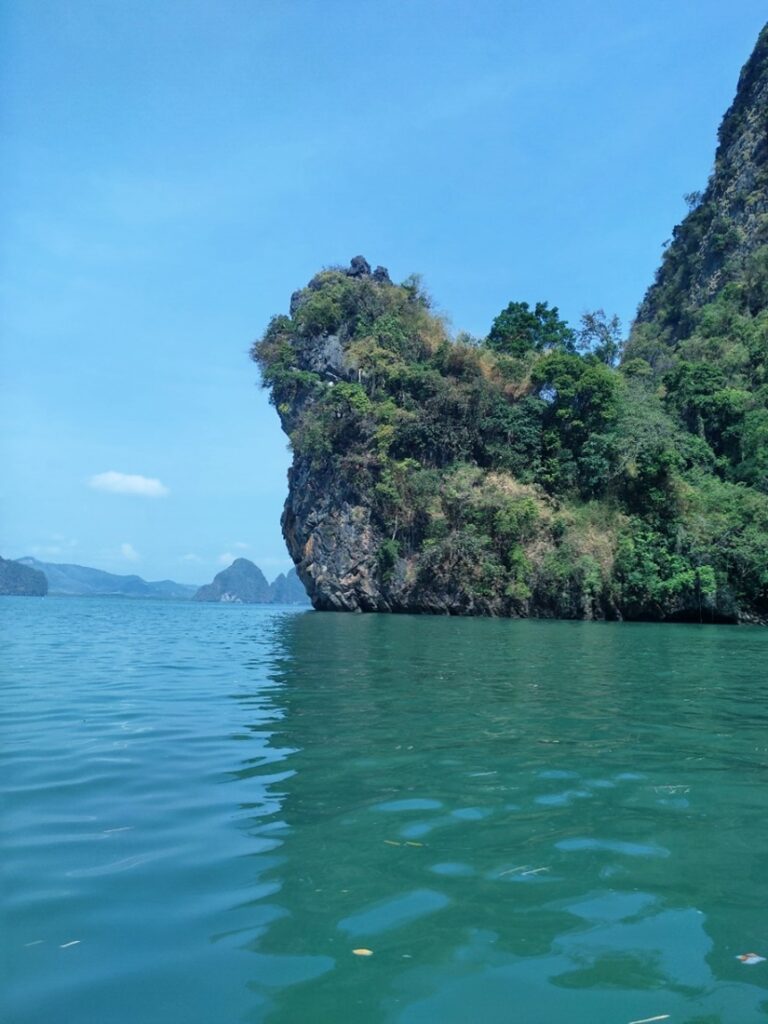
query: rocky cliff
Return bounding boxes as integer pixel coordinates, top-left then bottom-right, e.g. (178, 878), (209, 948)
(253, 27), (768, 624)
(633, 24), (768, 343)
(194, 558), (309, 604)
(269, 568), (311, 605)
(194, 558), (271, 603)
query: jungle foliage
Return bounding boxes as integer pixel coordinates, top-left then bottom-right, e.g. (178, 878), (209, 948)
(253, 264), (768, 622)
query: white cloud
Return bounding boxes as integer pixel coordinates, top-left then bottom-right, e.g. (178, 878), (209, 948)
(181, 553), (203, 563)
(218, 552), (235, 565)
(89, 471), (169, 497)
(233, 541), (250, 550)
(121, 543), (139, 562)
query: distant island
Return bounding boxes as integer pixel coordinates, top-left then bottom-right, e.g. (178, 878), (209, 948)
(252, 25), (768, 624)
(0, 556), (47, 596)
(2, 556), (308, 605)
(13, 557), (199, 599)
(194, 558), (309, 604)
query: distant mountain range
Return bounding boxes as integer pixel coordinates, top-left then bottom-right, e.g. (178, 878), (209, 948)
(194, 558), (309, 604)
(15, 557), (199, 599)
(6, 555), (309, 605)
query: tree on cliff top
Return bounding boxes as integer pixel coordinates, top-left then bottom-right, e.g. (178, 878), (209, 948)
(485, 301), (575, 357)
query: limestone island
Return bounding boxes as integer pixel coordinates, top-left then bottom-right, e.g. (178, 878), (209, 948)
(253, 29), (768, 624)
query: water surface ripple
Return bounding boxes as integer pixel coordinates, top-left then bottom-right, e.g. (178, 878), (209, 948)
(2, 598), (768, 1022)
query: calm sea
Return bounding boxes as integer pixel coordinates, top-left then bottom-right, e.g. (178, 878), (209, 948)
(2, 597), (768, 1023)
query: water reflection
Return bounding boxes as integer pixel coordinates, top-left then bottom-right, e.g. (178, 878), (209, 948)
(230, 613), (768, 1022)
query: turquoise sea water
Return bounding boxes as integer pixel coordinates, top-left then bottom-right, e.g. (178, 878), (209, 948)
(2, 597), (768, 1023)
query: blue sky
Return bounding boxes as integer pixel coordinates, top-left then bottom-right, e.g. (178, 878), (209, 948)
(2, 1), (766, 584)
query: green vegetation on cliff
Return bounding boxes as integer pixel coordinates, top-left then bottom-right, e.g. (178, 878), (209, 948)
(252, 27), (768, 623)
(628, 24), (768, 497)
(253, 254), (768, 622)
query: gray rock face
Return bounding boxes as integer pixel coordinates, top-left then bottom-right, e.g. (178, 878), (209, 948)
(293, 333), (346, 379)
(347, 255), (371, 278)
(282, 459), (383, 611)
(282, 451), (513, 617)
(283, 462), (527, 616)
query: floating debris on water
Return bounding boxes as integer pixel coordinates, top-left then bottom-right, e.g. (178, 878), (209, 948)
(628, 1016), (670, 1024)
(352, 948), (373, 957)
(737, 952), (765, 964)
(60, 940), (81, 949)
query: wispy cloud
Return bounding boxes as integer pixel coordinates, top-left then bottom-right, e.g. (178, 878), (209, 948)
(30, 537), (79, 558)
(89, 471), (169, 497)
(218, 552), (235, 565)
(181, 553), (203, 563)
(233, 541), (250, 550)
(121, 542), (139, 562)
